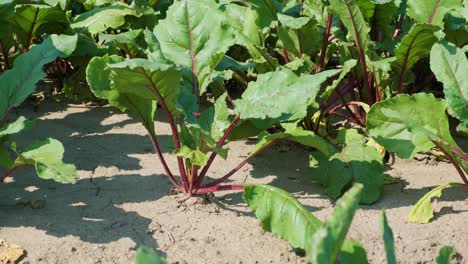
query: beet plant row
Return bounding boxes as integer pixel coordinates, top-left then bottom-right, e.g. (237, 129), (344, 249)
(0, 0), (467, 262)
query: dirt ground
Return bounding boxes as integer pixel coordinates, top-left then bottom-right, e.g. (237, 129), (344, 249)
(0, 101), (467, 264)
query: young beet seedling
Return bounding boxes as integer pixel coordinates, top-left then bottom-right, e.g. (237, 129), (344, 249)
(86, 0), (341, 196)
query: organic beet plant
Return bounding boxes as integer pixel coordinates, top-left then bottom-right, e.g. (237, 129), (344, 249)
(85, 0), (347, 195)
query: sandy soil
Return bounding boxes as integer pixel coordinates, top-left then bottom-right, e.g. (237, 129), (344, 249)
(0, 101), (467, 264)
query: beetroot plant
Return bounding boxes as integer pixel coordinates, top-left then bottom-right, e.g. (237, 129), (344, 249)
(85, 0), (344, 195)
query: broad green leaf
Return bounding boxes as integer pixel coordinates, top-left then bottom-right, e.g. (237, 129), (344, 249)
(310, 129), (384, 204)
(71, 3), (139, 34)
(17, 138), (77, 184)
(367, 93), (458, 159)
(444, 8), (468, 47)
(0, 117), (34, 138)
(71, 32), (109, 57)
(303, 0), (328, 25)
(369, 1), (399, 52)
(243, 184), (322, 250)
(407, 0), (461, 26)
(308, 184), (363, 264)
(153, 0), (236, 93)
(174, 146), (209, 167)
(435, 246), (454, 264)
(340, 239), (369, 264)
(246, 0), (284, 30)
(329, 0), (371, 50)
(278, 13), (310, 29)
(235, 68), (341, 122)
(430, 41), (468, 130)
(321, 59), (357, 101)
(109, 59), (181, 115)
(381, 211), (397, 264)
(134, 246), (167, 264)
(86, 56), (158, 135)
(224, 3), (277, 72)
(392, 24), (439, 90)
(14, 4), (68, 45)
(198, 93), (231, 141)
(251, 128), (337, 158)
(144, 29), (173, 67)
(408, 182), (464, 224)
(100, 29), (145, 57)
(42, 0), (68, 9)
(277, 16), (322, 59)
(0, 34), (77, 117)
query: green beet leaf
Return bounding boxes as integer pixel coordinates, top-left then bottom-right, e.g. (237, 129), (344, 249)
(71, 3), (140, 35)
(86, 56), (159, 135)
(435, 245), (454, 264)
(243, 184), (322, 251)
(134, 246), (167, 264)
(174, 146), (209, 167)
(430, 41), (468, 131)
(381, 210), (397, 264)
(308, 183), (363, 264)
(251, 128), (337, 158)
(392, 24), (439, 91)
(235, 68), (341, 123)
(0, 34), (77, 118)
(0, 117), (34, 138)
(109, 60), (182, 115)
(339, 239), (369, 264)
(16, 138), (77, 184)
(153, 0), (236, 93)
(408, 182), (464, 224)
(329, 0), (371, 50)
(407, 0), (461, 27)
(13, 4), (69, 46)
(366, 93), (458, 159)
(310, 129), (385, 204)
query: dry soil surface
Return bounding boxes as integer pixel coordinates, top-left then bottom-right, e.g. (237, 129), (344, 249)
(0, 102), (467, 264)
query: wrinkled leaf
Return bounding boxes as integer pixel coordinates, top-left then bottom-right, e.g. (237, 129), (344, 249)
(235, 68), (341, 122)
(153, 0), (236, 92)
(366, 93), (457, 159)
(430, 41), (468, 130)
(407, 0), (461, 26)
(71, 3), (139, 34)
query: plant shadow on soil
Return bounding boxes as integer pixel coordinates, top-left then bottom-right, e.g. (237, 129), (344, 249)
(14, 101), (173, 172)
(0, 168), (173, 249)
